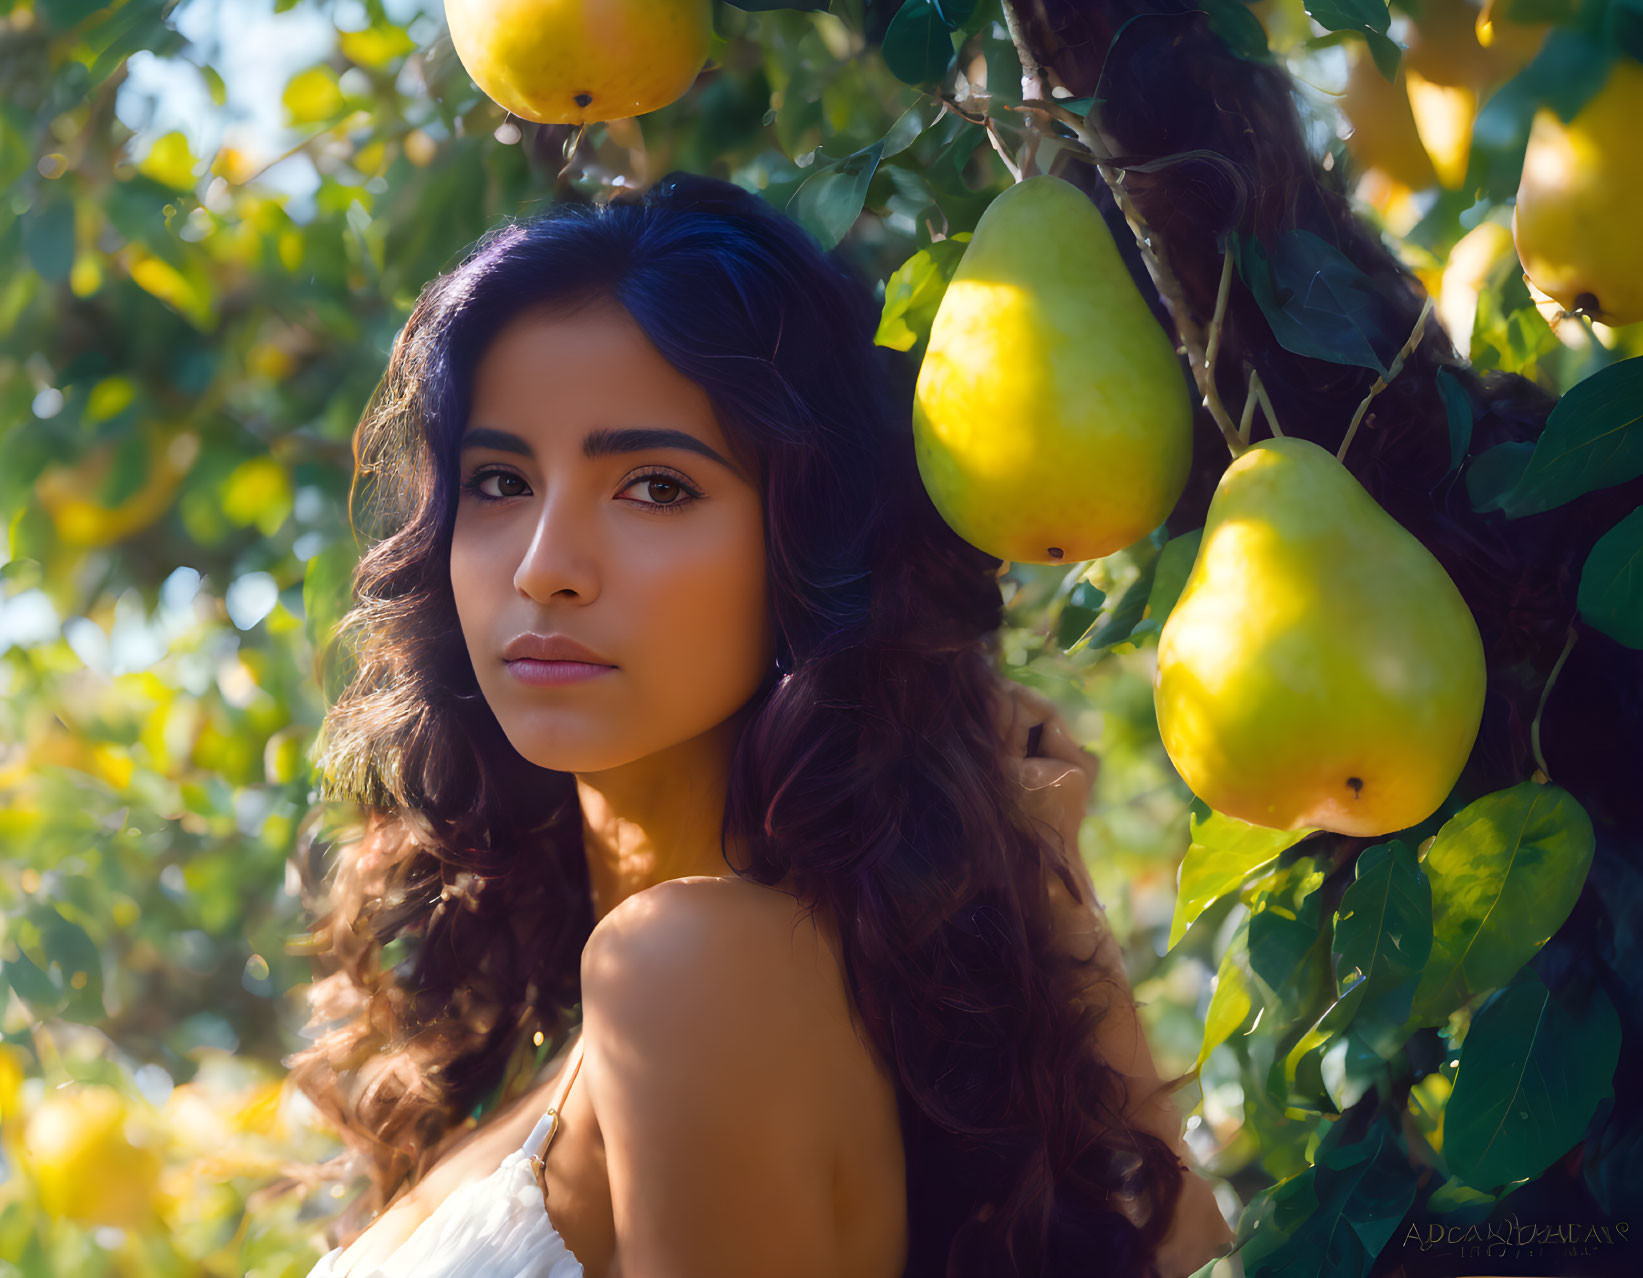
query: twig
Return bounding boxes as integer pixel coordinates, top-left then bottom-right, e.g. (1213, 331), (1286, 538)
(1201, 250), (1239, 457)
(1336, 297), (1435, 465)
(1238, 377), (1258, 446)
(1007, 89), (1245, 457)
(1530, 624), (1578, 781)
(1252, 369), (1281, 437)
(985, 116), (1024, 182)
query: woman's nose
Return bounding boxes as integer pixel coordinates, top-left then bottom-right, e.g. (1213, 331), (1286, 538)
(512, 490), (601, 603)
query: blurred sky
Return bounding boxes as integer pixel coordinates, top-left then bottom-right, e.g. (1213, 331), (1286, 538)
(113, 0), (439, 216)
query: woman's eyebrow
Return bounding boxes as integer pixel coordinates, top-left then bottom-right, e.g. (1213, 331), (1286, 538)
(459, 425), (740, 477)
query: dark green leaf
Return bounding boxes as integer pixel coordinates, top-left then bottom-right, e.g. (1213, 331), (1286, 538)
(1130, 528), (1203, 642)
(1410, 782), (1595, 1026)
(1198, 0), (1272, 63)
(1445, 968), (1621, 1189)
(1248, 877), (1325, 998)
(1239, 1114), (1418, 1277)
(1433, 367), (1473, 487)
(1066, 556), (1156, 653)
(1331, 840), (1432, 1057)
(786, 140), (884, 250)
(1577, 505), (1643, 649)
(1305, 0), (1390, 35)
(22, 192), (74, 282)
(1496, 356), (1643, 518)
(1465, 441), (1534, 515)
(34, 0), (114, 30)
(881, 0), (957, 85)
(724, 1), (831, 8)
(1054, 580), (1107, 650)
(1612, 0), (1643, 62)
(1235, 230), (1398, 374)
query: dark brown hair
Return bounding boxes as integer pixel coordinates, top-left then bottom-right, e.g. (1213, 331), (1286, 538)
(280, 171), (1189, 1278)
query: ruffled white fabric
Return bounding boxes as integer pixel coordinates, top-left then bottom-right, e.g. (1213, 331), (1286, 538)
(301, 1107), (584, 1277)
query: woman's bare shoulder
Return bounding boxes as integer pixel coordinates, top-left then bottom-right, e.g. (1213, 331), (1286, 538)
(583, 873), (836, 1003)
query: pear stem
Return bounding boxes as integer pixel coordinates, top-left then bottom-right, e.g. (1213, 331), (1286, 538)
(1336, 296), (1435, 466)
(935, 93), (1023, 182)
(1530, 623), (1578, 782)
(1008, 91), (1247, 458)
(1251, 367), (1282, 438)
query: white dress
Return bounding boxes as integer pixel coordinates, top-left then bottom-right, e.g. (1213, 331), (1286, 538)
(301, 1033), (588, 1278)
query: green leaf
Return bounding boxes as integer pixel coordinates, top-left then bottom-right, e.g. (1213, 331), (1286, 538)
(1235, 230), (1398, 374)
(1246, 864), (1326, 1004)
(1238, 1114), (1418, 1277)
(1199, 913), (1255, 1070)
(1304, 0), (1400, 79)
(1320, 1030), (1384, 1111)
(880, 0), (958, 86)
(1129, 527), (1202, 641)
(1495, 356), (1643, 519)
(1053, 580), (1107, 650)
(22, 192), (75, 282)
(1409, 782), (1596, 1026)
(1444, 968), (1621, 1189)
(1465, 441), (1534, 515)
(1433, 368), (1473, 488)
(786, 140), (883, 251)
(1198, 0), (1272, 62)
(1169, 800), (1316, 949)
(1577, 505), (1643, 649)
(873, 234), (969, 352)
(1331, 840), (1432, 1057)
(1066, 556), (1157, 654)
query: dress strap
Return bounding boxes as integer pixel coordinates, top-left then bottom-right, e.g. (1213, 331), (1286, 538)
(528, 1028), (587, 1206)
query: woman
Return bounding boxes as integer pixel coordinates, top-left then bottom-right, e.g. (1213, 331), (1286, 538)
(284, 170), (1234, 1278)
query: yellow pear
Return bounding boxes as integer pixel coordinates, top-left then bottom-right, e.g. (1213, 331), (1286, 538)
(912, 175), (1193, 565)
(23, 1085), (163, 1229)
(442, 0), (714, 125)
(1154, 437), (1486, 835)
(1514, 57), (1643, 326)
(1341, 50), (1438, 193)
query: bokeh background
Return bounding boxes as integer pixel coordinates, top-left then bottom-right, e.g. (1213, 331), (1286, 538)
(3, 0), (1641, 1274)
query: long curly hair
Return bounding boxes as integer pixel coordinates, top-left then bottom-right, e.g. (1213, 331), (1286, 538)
(281, 170), (1191, 1278)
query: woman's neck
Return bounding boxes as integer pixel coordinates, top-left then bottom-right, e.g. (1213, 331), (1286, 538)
(573, 706), (756, 921)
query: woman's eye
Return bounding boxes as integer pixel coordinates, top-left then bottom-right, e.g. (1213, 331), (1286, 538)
(463, 469), (528, 500)
(619, 470), (702, 514)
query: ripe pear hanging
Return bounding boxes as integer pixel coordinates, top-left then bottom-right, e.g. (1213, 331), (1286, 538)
(442, 0), (714, 125)
(912, 175), (1194, 565)
(1514, 56), (1643, 326)
(1154, 437), (1486, 836)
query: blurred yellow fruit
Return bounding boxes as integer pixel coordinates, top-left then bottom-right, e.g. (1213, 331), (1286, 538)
(1514, 57), (1643, 326)
(1406, 0), (1546, 91)
(1404, 69), (1475, 190)
(22, 1085), (163, 1229)
(442, 0), (714, 125)
(1438, 219), (1515, 354)
(1341, 53), (1438, 192)
(35, 427), (196, 548)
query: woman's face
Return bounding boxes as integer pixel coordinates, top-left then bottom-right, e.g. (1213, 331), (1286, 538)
(449, 296), (773, 774)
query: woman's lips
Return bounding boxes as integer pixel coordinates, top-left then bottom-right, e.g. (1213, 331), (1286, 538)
(505, 659), (616, 687)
